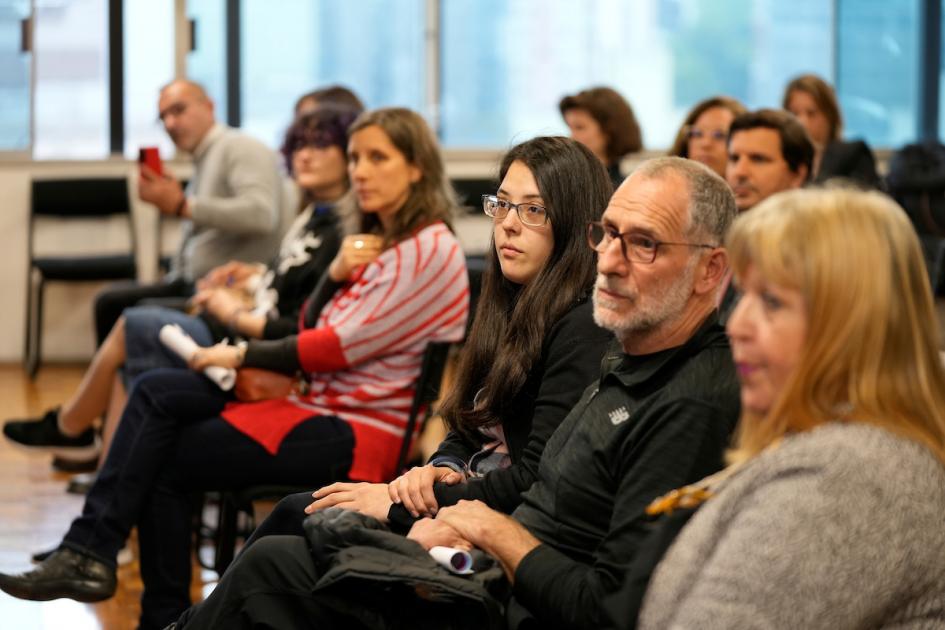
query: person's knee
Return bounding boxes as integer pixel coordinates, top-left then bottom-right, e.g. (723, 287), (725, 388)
(236, 536), (314, 587)
(252, 493), (312, 541)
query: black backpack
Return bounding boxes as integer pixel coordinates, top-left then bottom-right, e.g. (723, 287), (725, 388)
(886, 142), (945, 293)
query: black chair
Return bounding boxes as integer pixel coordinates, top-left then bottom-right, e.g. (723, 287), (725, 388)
(451, 177), (497, 213)
(199, 341), (455, 575)
(25, 178), (137, 378)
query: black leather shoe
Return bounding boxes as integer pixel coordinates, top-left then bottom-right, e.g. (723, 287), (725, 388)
(0, 548), (116, 603)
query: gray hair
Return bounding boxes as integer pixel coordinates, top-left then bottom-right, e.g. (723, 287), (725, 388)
(633, 156), (737, 245)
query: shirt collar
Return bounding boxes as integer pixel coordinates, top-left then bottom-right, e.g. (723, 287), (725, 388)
(192, 123), (226, 160)
(602, 313), (726, 389)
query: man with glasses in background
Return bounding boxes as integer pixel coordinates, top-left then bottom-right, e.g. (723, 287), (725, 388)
(166, 157), (742, 630)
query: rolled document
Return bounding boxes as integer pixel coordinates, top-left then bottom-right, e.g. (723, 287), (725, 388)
(158, 324), (236, 391)
(429, 546), (474, 575)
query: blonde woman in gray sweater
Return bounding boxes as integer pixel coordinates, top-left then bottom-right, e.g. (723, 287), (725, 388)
(637, 187), (945, 629)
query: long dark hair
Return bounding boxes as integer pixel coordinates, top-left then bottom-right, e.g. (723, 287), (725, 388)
(440, 136), (612, 434)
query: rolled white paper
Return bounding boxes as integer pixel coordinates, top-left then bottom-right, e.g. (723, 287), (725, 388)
(429, 546), (474, 575)
(158, 324), (236, 391)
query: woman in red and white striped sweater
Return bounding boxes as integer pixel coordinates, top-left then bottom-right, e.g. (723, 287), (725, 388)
(0, 108), (469, 630)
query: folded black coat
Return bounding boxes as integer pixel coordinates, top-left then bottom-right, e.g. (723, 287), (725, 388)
(303, 508), (509, 630)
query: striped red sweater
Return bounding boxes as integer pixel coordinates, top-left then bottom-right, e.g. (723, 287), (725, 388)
(221, 221), (469, 482)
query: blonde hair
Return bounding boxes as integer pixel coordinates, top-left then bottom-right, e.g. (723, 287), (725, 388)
(726, 186), (945, 465)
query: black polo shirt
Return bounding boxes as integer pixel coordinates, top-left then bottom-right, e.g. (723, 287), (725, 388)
(511, 314), (740, 630)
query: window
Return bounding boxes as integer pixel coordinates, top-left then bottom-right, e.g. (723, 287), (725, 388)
(123, 0), (175, 158)
(33, 0), (109, 158)
(0, 0), (31, 152)
(837, 0), (920, 147)
(440, 0), (832, 148)
(240, 0), (425, 148)
(187, 0), (227, 123)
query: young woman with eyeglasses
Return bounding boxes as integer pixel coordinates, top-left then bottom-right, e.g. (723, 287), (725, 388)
(668, 96), (747, 178)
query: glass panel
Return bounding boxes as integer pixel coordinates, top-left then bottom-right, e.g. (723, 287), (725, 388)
(187, 0), (226, 123)
(440, 0), (831, 148)
(837, 0), (920, 147)
(0, 0), (32, 152)
(32, 0), (108, 158)
(124, 0), (175, 157)
(241, 0), (425, 148)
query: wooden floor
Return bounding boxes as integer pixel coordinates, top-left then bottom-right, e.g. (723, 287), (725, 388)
(0, 364), (217, 630)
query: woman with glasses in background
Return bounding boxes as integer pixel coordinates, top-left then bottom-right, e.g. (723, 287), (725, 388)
(668, 96), (746, 178)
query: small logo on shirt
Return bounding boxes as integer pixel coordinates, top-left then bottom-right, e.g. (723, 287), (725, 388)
(608, 406), (630, 425)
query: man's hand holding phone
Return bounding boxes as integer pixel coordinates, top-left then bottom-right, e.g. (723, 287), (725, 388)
(138, 146), (188, 217)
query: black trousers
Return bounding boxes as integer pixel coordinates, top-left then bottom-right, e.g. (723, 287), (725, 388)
(59, 368), (355, 630)
(94, 278), (193, 345)
(177, 535), (349, 629)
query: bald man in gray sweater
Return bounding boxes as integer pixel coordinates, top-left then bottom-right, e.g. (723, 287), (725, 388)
(93, 79), (286, 345)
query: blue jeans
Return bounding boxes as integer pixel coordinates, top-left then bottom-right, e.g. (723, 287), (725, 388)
(123, 306), (215, 379)
(61, 368), (355, 630)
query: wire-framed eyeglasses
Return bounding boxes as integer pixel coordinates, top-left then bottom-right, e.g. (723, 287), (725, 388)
(482, 194), (549, 227)
(587, 221), (717, 264)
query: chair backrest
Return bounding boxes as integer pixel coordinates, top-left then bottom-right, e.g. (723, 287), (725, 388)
(396, 341), (453, 472)
(32, 178), (131, 218)
(30, 177), (136, 263)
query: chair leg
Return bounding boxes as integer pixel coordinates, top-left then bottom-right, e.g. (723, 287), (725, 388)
(214, 492), (240, 575)
(23, 267), (33, 375)
(25, 273), (42, 379)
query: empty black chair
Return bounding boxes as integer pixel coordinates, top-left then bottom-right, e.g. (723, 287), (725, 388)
(200, 340), (455, 575)
(25, 178), (137, 378)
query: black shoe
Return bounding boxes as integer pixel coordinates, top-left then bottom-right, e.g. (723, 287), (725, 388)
(3, 408), (101, 460)
(51, 455), (99, 473)
(31, 547), (58, 563)
(0, 548), (116, 603)
(66, 472), (98, 495)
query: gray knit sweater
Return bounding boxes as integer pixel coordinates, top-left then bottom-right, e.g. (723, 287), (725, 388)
(640, 423), (945, 629)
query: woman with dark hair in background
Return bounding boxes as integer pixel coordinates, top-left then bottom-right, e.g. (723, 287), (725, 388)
(0, 107), (469, 630)
(166, 135), (616, 629)
(783, 73), (880, 188)
(668, 96), (746, 178)
(560, 86), (642, 188)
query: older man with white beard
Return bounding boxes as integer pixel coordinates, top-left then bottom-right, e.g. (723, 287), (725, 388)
(163, 157), (742, 630)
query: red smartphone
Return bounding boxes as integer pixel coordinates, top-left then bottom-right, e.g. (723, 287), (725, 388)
(138, 146), (163, 176)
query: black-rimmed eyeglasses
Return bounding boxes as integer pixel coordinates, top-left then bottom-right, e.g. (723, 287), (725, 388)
(587, 221), (717, 264)
(482, 194), (549, 227)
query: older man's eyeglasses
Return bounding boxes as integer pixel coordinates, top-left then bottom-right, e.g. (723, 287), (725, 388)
(587, 221), (717, 264)
(482, 194), (549, 227)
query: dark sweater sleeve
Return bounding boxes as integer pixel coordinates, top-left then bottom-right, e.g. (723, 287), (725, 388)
(433, 302), (611, 514)
(512, 398), (734, 630)
(242, 336), (301, 374)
